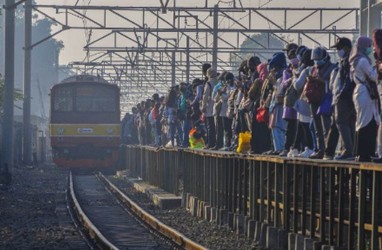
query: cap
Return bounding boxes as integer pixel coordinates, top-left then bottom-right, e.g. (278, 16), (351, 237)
(282, 43), (298, 52)
(331, 37), (352, 49)
(269, 52), (287, 70)
(296, 45), (308, 57)
(311, 46), (328, 60)
(248, 56), (261, 66)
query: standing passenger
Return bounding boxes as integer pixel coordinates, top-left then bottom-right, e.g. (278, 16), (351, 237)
(350, 36), (380, 162)
(201, 68), (217, 149)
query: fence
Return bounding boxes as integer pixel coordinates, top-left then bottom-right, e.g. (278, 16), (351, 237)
(123, 146), (382, 249)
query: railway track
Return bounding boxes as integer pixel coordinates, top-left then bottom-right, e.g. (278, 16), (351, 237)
(68, 171), (206, 250)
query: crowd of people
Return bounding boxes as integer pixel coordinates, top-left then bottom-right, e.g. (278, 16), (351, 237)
(121, 30), (382, 163)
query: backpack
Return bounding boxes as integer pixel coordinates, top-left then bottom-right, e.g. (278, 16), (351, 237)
(303, 66), (332, 104)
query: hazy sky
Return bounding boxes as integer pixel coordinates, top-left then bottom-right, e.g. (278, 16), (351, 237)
(34, 0), (359, 65)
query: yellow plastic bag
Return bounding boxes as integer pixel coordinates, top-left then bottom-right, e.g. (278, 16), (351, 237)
(236, 131), (252, 153)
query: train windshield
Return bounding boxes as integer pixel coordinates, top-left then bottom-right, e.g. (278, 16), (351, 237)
(53, 87), (73, 112)
(76, 85), (116, 112)
(53, 84), (117, 113)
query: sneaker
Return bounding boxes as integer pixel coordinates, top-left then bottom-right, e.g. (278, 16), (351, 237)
(334, 152), (353, 161)
(309, 150), (324, 159)
(371, 157), (382, 163)
(262, 150), (274, 155)
(323, 154), (333, 160)
(279, 149), (288, 157)
(287, 148), (300, 158)
(299, 147), (314, 158)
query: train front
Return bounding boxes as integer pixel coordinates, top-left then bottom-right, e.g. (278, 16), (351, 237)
(49, 75), (121, 170)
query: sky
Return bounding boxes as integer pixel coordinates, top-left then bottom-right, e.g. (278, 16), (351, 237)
(33, 0), (359, 65)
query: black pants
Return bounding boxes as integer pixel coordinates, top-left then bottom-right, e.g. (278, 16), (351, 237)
(251, 115), (272, 154)
(206, 116), (216, 148)
(215, 116), (224, 148)
(325, 115), (339, 157)
(335, 98), (355, 155)
(354, 119), (377, 162)
(284, 119), (297, 150)
(293, 121), (313, 151)
(311, 104), (331, 152)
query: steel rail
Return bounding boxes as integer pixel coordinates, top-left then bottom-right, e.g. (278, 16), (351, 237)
(68, 171), (118, 250)
(98, 173), (207, 250)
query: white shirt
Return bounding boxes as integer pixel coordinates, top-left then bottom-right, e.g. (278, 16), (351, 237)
(352, 57), (380, 130)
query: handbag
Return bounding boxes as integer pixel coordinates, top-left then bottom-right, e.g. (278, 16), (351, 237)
(316, 93), (333, 115)
(284, 84), (300, 108)
(256, 107), (269, 123)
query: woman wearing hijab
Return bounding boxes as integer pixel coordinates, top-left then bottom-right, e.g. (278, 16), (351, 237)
(350, 36), (380, 162)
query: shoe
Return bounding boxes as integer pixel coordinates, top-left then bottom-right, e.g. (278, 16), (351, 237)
(334, 153), (353, 161)
(323, 154), (333, 160)
(371, 157), (382, 163)
(355, 155), (371, 162)
(262, 150), (274, 155)
(298, 147), (313, 158)
(219, 147), (229, 151)
(287, 148), (299, 158)
(309, 150), (324, 159)
(279, 149), (288, 157)
(270, 150), (281, 155)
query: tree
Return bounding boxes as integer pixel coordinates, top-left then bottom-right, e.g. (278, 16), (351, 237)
(0, 77), (23, 118)
(0, 1), (67, 118)
(231, 33), (286, 68)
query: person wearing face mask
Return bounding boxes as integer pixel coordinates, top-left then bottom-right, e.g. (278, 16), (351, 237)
(350, 36), (380, 162)
(292, 49), (315, 158)
(293, 46), (337, 159)
(328, 37), (355, 160)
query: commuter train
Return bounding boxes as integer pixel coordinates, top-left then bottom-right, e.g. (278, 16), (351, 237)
(49, 75), (121, 169)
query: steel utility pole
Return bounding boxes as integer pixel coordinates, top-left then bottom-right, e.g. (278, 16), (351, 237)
(171, 51), (176, 86)
(212, 4), (218, 71)
(23, 0), (32, 165)
(1, 0), (16, 182)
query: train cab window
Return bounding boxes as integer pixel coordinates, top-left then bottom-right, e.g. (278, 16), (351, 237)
(76, 86), (116, 112)
(53, 87), (73, 112)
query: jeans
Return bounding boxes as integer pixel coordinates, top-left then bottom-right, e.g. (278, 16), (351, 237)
(182, 119), (191, 147)
(169, 122), (176, 146)
(272, 126), (286, 151)
(222, 117), (233, 147)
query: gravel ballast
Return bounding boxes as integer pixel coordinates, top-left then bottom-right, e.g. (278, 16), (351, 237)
(0, 164), (87, 249)
(0, 163), (255, 249)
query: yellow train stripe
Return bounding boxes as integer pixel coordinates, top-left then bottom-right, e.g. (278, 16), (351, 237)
(50, 124), (121, 137)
